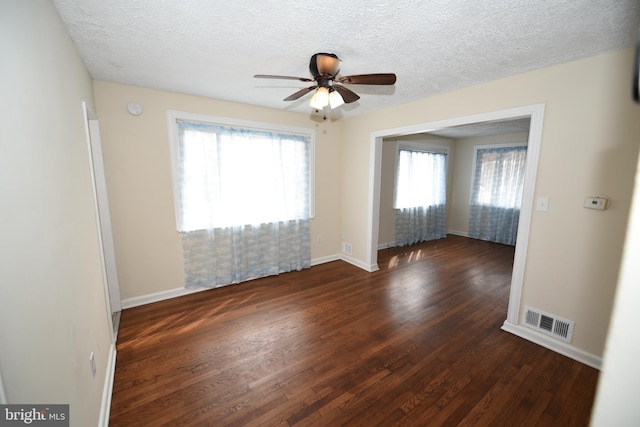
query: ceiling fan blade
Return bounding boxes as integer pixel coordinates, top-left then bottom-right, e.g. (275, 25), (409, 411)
(333, 84), (360, 103)
(338, 73), (397, 85)
(254, 74), (314, 82)
(283, 86), (317, 101)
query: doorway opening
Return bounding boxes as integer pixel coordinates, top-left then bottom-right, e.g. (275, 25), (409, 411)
(83, 102), (122, 342)
(378, 118), (530, 249)
(366, 104), (545, 327)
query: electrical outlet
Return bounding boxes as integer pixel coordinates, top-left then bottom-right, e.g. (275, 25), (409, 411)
(89, 352), (96, 378)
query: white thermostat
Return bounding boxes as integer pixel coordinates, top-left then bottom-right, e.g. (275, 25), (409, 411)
(584, 196), (609, 210)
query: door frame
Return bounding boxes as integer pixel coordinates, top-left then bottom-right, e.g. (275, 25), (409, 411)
(366, 103), (545, 326)
(83, 102), (122, 341)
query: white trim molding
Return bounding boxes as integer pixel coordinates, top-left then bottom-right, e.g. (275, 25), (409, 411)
(501, 321), (602, 370)
(340, 254), (379, 272)
(368, 103), (545, 334)
(121, 286), (208, 309)
(122, 254), (351, 309)
(98, 344), (117, 427)
(311, 254), (340, 266)
(446, 230), (469, 238)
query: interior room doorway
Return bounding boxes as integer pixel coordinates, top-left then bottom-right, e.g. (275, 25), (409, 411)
(83, 102), (122, 341)
(378, 117), (531, 248)
(366, 104), (545, 327)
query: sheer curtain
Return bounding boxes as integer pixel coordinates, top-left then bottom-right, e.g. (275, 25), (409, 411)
(394, 149), (447, 246)
(176, 120), (311, 289)
(468, 145), (527, 246)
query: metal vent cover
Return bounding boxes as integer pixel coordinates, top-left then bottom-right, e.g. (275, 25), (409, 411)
(523, 306), (574, 343)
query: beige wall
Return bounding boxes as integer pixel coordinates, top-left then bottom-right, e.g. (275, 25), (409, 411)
(448, 131), (529, 235)
(93, 82), (343, 300)
(339, 47), (640, 357)
(96, 48), (639, 359)
(378, 134), (455, 246)
(0, 1), (112, 424)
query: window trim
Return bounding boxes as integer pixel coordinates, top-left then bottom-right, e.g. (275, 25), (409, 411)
(396, 140), (449, 155)
(469, 142), (528, 206)
(166, 110), (315, 230)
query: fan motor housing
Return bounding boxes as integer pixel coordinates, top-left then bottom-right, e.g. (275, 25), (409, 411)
(310, 53), (341, 78)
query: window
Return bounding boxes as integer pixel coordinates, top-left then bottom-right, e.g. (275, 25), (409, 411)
(393, 143), (448, 246)
(167, 111), (314, 232)
(470, 144), (527, 209)
(468, 143), (527, 246)
(394, 145), (447, 209)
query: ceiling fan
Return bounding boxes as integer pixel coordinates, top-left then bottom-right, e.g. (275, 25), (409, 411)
(254, 53), (396, 109)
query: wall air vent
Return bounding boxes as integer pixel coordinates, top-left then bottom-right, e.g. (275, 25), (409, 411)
(523, 306), (574, 343)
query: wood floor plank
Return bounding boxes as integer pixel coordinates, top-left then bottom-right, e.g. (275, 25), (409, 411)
(109, 235), (599, 426)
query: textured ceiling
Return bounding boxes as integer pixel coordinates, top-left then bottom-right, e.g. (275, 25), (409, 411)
(428, 117), (531, 139)
(53, 0), (640, 120)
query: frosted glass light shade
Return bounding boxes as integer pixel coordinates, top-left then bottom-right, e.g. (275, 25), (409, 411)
(309, 87), (329, 109)
(329, 90), (344, 108)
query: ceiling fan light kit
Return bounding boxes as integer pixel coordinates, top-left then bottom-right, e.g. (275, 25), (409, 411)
(309, 86), (330, 109)
(329, 89), (345, 109)
(255, 52), (396, 111)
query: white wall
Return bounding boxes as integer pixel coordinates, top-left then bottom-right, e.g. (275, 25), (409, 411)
(339, 47), (640, 359)
(591, 149), (640, 425)
(0, 1), (112, 425)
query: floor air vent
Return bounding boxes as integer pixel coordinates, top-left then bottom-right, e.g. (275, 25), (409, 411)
(523, 306), (574, 343)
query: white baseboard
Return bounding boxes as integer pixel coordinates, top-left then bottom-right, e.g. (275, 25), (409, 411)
(379, 236), (471, 250)
(315, 253), (379, 272)
(377, 242), (394, 250)
(501, 320), (602, 370)
(339, 254), (379, 272)
(121, 286), (208, 309)
(311, 254), (340, 266)
(99, 344), (117, 427)
(121, 254), (373, 309)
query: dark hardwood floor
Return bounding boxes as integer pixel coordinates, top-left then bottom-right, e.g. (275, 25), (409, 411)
(109, 235), (599, 426)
